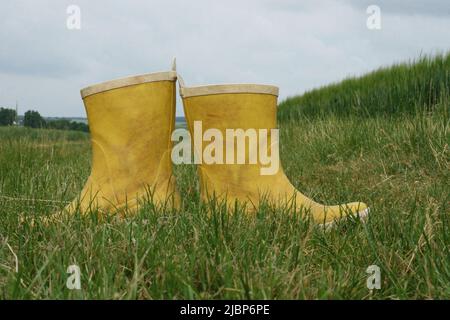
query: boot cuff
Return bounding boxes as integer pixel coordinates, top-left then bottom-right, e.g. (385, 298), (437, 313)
(81, 71), (177, 98)
(180, 84), (279, 98)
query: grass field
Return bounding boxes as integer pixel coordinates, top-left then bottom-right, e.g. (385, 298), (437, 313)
(0, 56), (449, 299)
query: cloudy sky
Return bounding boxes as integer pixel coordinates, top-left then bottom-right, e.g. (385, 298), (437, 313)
(0, 0), (449, 117)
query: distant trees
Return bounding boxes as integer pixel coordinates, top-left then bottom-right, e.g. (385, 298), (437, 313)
(24, 110), (46, 128)
(46, 119), (89, 132)
(2, 108), (88, 132)
(0, 107), (17, 126)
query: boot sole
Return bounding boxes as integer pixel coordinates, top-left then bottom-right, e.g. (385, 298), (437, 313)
(322, 207), (370, 230)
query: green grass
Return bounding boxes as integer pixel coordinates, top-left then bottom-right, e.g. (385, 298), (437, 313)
(0, 54), (449, 299)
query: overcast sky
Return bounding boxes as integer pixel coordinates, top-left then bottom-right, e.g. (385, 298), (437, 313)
(0, 0), (449, 117)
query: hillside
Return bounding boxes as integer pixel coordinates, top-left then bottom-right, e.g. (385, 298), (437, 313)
(278, 53), (450, 120)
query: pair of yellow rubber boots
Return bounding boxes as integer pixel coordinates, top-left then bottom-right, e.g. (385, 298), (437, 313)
(66, 62), (368, 227)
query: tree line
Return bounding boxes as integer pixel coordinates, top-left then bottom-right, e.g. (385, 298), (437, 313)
(0, 108), (16, 126)
(0, 107), (89, 132)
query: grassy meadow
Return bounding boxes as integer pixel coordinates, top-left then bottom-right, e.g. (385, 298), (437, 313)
(0, 55), (449, 299)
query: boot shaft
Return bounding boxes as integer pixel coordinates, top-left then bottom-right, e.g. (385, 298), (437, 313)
(181, 84), (286, 199)
(80, 71), (177, 192)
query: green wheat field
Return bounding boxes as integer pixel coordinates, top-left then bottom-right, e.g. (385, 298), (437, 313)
(0, 54), (449, 299)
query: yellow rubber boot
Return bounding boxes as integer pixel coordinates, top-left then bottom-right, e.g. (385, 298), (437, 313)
(65, 66), (180, 217)
(180, 82), (368, 227)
